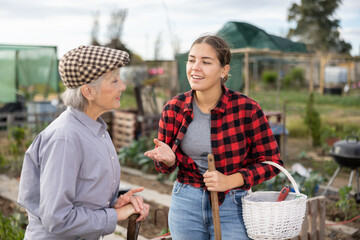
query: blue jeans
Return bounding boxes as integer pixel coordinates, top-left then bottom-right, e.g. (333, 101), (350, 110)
(169, 181), (251, 240)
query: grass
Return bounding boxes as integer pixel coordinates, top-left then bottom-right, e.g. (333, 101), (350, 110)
(249, 88), (360, 140)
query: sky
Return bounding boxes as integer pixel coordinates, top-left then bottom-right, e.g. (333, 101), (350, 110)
(1, 0), (360, 60)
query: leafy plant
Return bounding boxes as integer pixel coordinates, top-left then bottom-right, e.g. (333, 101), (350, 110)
(283, 67), (305, 89)
(118, 134), (157, 174)
(261, 70), (278, 86)
(0, 212), (25, 240)
(336, 186), (357, 221)
(304, 93), (321, 147)
(0, 126), (35, 176)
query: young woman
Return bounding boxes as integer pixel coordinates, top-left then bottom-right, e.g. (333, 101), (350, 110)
(18, 45), (150, 240)
(145, 35), (283, 239)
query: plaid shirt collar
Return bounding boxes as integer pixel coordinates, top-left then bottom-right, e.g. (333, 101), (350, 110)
(183, 85), (230, 114)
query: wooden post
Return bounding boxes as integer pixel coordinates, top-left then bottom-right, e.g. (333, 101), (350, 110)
(244, 51), (250, 96)
(296, 196), (326, 240)
(309, 56), (314, 93)
(281, 101), (286, 161)
(319, 53), (331, 95)
(127, 213), (141, 240)
(207, 153), (222, 240)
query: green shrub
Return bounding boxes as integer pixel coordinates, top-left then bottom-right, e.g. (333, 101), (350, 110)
(304, 93), (321, 147)
(0, 212), (25, 240)
(118, 132), (158, 174)
(261, 70), (277, 86)
(336, 186), (357, 221)
(283, 67), (305, 89)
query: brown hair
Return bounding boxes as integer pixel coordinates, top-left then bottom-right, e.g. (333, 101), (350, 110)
(191, 35), (231, 82)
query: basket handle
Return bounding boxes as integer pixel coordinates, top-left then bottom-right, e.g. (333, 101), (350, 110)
(262, 161), (301, 197)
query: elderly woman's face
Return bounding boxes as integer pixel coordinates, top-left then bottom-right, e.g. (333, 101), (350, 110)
(92, 69), (126, 112)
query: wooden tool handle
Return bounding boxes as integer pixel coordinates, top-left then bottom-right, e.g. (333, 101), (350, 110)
(207, 153), (222, 240)
(127, 213), (141, 240)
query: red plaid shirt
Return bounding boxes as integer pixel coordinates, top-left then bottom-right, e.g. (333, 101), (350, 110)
(154, 86), (282, 204)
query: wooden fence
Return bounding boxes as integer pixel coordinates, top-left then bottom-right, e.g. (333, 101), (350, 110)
(0, 111), (59, 134)
(112, 110), (137, 150)
(111, 110), (160, 151)
(291, 196), (326, 240)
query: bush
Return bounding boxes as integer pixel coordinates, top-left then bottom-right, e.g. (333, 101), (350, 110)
(304, 93), (321, 147)
(261, 70), (277, 86)
(283, 67), (305, 89)
(0, 126), (34, 177)
(118, 132), (158, 174)
(0, 212), (25, 240)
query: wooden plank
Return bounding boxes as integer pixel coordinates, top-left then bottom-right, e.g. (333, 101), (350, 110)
(113, 110), (136, 120)
(111, 110), (137, 151)
(308, 198), (319, 239)
(113, 127), (135, 136)
(299, 210), (308, 240)
(0, 111), (57, 131)
(317, 197), (326, 240)
(113, 118), (136, 128)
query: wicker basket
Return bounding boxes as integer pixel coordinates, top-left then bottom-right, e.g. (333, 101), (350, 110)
(242, 161), (307, 240)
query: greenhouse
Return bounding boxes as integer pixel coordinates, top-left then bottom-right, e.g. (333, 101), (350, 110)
(0, 44), (59, 103)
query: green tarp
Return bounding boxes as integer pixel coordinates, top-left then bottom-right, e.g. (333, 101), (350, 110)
(0, 45), (59, 103)
(175, 21), (307, 93)
(217, 21), (307, 52)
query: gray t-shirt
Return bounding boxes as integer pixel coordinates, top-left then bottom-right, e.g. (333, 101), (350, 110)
(180, 101), (211, 174)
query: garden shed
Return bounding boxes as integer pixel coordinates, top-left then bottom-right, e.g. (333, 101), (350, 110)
(175, 21), (308, 93)
(0, 44), (60, 103)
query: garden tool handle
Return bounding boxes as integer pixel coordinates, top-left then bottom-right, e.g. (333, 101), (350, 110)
(207, 153), (222, 240)
(127, 213), (141, 240)
(276, 185), (290, 202)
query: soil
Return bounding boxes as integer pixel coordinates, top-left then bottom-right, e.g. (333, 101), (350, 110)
(0, 195), (17, 217)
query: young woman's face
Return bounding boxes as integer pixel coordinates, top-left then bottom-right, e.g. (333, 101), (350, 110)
(92, 69), (126, 112)
(186, 43), (227, 92)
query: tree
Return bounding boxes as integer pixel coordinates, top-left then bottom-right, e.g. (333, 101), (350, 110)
(287, 0), (352, 54)
(90, 11), (101, 46)
(105, 9), (131, 52)
(154, 32), (162, 60)
(104, 9), (143, 65)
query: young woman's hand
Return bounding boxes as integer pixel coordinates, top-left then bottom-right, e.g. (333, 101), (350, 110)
(203, 171), (244, 192)
(144, 138), (176, 167)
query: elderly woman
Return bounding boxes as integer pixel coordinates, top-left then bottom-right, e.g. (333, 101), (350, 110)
(18, 45), (149, 240)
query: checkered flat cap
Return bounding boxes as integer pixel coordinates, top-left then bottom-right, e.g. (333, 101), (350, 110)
(59, 45), (130, 88)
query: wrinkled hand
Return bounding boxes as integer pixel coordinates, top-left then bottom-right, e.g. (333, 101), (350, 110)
(135, 203), (150, 222)
(144, 138), (176, 167)
(114, 188), (150, 222)
(114, 188), (145, 213)
(203, 170), (244, 192)
(115, 203), (150, 222)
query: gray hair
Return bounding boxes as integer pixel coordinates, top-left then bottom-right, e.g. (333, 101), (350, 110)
(61, 75), (104, 111)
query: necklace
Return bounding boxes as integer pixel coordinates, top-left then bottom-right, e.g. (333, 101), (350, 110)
(194, 91), (223, 113)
